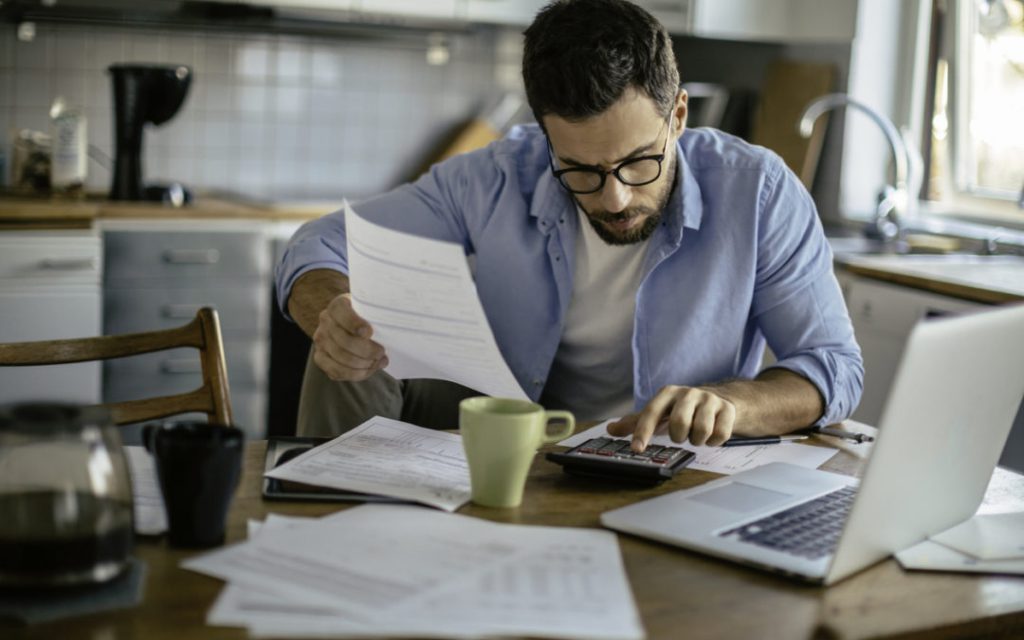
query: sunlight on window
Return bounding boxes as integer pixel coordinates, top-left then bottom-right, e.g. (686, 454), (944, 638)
(930, 0), (1024, 207)
(968, 0), (1024, 196)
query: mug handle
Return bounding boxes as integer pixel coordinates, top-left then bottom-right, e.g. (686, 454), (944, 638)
(540, 411), (575, 444)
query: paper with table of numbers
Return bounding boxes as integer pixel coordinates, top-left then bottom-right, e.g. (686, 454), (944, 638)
(264, 416), (472, 512)
(345, 201), (528, 401)
(185, 504), (646, 640)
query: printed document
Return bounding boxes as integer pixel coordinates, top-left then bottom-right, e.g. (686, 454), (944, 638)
(264, 416), (471, 511)
(187, 504), (645, 640)
(345, 202), (527, 400)
(560, 420), (837, 475)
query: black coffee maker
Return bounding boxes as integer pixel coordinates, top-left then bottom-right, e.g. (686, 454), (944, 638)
(108, 64), (192, 204)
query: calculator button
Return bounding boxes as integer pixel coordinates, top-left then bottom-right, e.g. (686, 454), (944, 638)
(578, 438), (609, 454)
(598, 440), (629, 454)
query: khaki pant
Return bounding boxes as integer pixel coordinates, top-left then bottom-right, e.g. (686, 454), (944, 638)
(295, 351), (481, 437)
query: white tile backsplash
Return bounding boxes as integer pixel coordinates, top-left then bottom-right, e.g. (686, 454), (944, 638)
(2, 23), (506, 198)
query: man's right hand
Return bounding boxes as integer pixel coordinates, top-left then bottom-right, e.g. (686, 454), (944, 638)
(286, 269), (388, 381)
(312, 293), (389, 381)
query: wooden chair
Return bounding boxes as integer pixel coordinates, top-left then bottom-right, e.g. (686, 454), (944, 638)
(0, 307), (232, 426)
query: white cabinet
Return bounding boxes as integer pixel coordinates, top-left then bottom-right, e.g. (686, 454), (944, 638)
(837, 271), (983, 426)
(0, 230), (103, 405)
(100, 220), (273, 440)
(462, 0), (547, 25)
(357, 0), (459, 20)
(690, 0), (856, 43)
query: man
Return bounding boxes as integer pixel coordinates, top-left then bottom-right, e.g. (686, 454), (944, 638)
(276, 0), (863, 451)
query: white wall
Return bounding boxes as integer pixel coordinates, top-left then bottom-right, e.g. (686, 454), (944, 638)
(0, 22), (512, 200)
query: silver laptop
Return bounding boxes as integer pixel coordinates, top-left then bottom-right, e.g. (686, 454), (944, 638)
(601, 303), (1024, 585)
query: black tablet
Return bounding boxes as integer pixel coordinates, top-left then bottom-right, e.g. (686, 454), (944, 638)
(261, 436), (409, 503)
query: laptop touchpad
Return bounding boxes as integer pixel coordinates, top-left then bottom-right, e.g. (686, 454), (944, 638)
(690, 482), (793, 513)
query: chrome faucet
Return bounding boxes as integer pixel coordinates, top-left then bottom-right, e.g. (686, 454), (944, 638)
(799, 93), (920, 243)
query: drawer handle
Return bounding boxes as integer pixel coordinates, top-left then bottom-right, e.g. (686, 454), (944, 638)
(160, 359), (201, 374)
(161, 304), (211, 319)
(162, 249), (220, 265)
(38, 257), (98, 271)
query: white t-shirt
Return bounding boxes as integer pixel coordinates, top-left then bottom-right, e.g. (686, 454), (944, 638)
(540, 208), (649, 421)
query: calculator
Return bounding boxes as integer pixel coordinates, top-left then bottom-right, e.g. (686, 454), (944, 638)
(545, 437), (696, 484)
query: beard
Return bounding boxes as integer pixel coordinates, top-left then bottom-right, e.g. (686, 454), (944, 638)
(581, 206), (663, 245)
(575, 154), (677, 246)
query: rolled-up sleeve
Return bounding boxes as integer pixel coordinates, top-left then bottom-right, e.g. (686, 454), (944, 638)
(274, 150), (487, 319)
(753, 163), (864, 425)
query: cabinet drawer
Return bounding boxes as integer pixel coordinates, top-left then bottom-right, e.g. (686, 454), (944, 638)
(104, 230), (269, 280)
(104, 285), (269, 336)
(0, 231), (102, 285)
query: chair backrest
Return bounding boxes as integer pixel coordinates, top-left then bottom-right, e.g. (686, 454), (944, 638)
(0, 307), (232, 426)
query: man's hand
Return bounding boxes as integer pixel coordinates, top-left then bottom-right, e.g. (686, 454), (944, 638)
(607, 385), (737, 451)
(606, 370), (825, 452)
(286, 269), (388, 381)
(312, 293), (388, 381)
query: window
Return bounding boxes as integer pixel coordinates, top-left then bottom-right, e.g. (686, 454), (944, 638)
(925, 0), (1024, 212)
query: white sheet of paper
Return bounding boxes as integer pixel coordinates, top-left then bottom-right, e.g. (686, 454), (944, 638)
(204, 506), (644, 640)
(896, 539), (1024, 575)
(345, 202), (527, 400)
(123, 445), (167, 535)
(263, 417), (471, 511)
(929, 512), (1024, 560)
(186, 505), (540, 624)
(559, 420), (837, 475)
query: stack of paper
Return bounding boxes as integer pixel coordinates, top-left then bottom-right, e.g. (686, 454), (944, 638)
(264, 417), (472, 511)
(184, 504), (646, 639)
(896, 512), (1024, 575)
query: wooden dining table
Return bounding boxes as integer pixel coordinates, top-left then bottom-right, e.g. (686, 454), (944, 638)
(6, 429), (1024, 640)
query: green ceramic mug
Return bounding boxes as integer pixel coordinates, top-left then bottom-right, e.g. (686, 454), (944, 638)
(459, 397), (575, 508)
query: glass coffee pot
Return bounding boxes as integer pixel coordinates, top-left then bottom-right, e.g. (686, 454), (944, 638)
(0, 403), (134, 587)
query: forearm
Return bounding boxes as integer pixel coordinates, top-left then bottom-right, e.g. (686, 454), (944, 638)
(285, 268), (351, 339)
(709, 369), (824, 437)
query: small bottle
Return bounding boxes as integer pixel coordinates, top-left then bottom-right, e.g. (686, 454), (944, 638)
(49, 97), (87, 196)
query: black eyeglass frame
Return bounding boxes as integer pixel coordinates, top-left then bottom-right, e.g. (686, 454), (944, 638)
(546, 112), (674, 195)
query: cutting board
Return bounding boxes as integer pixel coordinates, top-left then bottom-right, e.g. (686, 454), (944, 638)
(752, 60), (836, 188)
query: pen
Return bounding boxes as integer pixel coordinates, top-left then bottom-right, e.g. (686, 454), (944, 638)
(814, 426), (875, 443)
(721, 435), (808, 447)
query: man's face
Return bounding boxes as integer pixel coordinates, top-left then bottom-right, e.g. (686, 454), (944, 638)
(543, 88), (686, 245)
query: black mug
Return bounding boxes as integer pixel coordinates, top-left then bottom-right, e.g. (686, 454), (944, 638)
(143, 421), (244, 548)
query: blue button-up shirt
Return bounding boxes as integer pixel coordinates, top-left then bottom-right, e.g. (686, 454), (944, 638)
(277, 125), (863, 426)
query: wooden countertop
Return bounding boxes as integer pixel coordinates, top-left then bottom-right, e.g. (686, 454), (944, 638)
(0, 194), (339, 225)
(838, 254), (1024, 305)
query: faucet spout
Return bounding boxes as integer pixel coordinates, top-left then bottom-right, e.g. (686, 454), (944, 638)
(798, 93), (919, 240)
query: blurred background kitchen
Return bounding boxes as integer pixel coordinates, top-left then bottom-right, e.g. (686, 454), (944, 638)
(1, 1), (1022, 469)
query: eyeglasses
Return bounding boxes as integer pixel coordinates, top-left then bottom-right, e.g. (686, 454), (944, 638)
(548, 113), (673, 195)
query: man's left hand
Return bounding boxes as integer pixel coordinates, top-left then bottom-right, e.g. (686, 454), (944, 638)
(607, 385), (737, 452)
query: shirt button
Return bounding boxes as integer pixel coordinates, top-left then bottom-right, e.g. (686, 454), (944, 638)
(533, 379), (542, 386)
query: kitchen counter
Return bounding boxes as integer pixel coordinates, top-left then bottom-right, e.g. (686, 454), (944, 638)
(0, 193), (339, 225)
(834, 252), (1024, 305)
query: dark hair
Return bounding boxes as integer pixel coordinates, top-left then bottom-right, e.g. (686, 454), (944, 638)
(522, 0), (680, 125)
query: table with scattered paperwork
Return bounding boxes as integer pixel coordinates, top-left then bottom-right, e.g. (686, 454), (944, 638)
(6, 429), (1024, 640)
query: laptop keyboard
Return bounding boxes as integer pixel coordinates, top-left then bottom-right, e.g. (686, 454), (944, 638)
(719, 485), (858, 560)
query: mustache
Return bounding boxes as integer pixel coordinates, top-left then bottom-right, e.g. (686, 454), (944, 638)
(585, 206), (657, 223)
